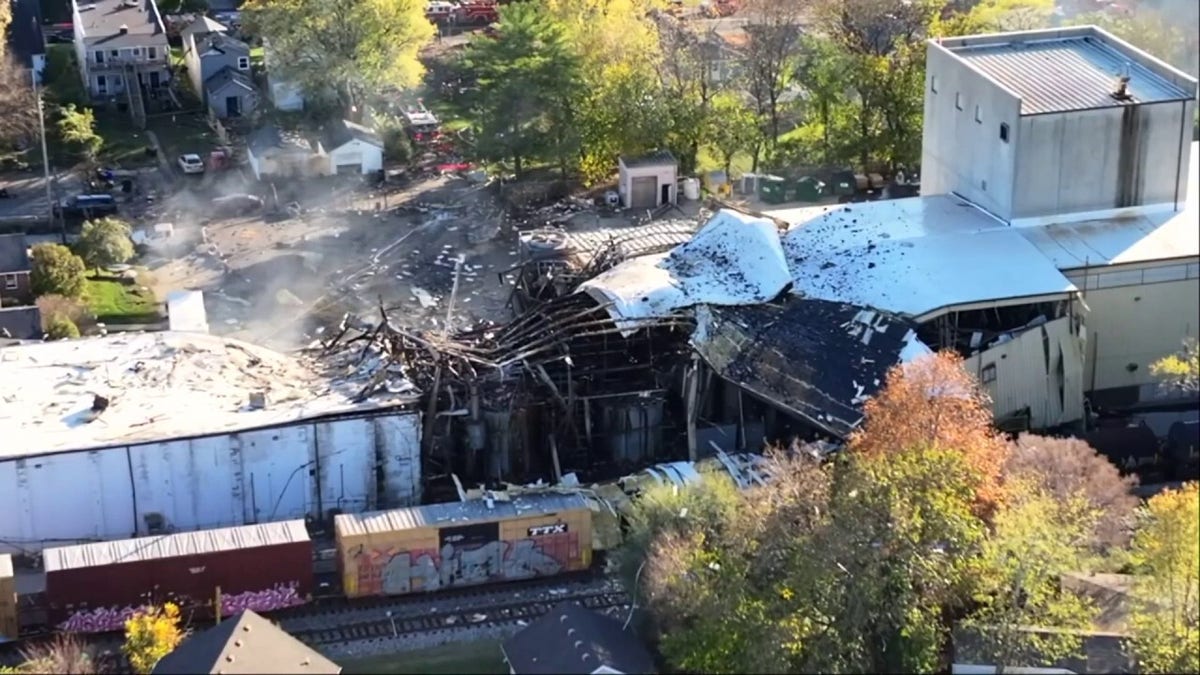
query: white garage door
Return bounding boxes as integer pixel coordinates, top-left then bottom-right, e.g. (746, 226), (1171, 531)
(629, 176), (658, 209)
(334, 151), (362, 174)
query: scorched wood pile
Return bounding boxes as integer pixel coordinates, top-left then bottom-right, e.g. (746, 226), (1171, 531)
(317, 295), (696, 496)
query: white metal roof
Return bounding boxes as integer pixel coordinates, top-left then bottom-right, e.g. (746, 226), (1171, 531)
(166, 289), (209, 334)
(43, 520), (309, 572)
(940, 27), (1197, 115)
(335, 493), (589, 538)
(0, 331), (413, 458)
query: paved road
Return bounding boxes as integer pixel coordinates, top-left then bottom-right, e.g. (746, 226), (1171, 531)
(0, 171), (80, 220)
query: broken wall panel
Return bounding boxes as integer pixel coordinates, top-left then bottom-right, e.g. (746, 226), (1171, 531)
(964, 315), (1086, 429)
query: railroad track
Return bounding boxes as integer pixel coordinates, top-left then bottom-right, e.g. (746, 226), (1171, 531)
(290, 590), (631, 647)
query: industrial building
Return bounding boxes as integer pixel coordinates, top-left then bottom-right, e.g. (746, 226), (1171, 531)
(0, 332), (421, 554)
(768, 25), (1198, 428)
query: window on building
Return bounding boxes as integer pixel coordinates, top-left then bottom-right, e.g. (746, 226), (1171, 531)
(974, 105), (982, 123)
(930, 75), (938, 93)
(981, 363), (997, 384)
(1000, 122), (1010, 142)
(148, 46), (157, 59)
(955, 92), (963, 111)
(132, 47), (141, 57)
(110, 49), (119, 58)
(3, 274), (16, 290)
(237, 56), (250, 70)
(94, 50), (105, 64)
(96, 74), (107, 91)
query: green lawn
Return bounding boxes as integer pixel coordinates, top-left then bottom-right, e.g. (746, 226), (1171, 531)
(84, 274), (164, 324)
(341, 640), (508, 675)
(94, 112), (157, 168)
(147, 114), (221, 159)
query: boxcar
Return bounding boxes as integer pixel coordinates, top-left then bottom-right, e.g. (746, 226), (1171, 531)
(336, 493), (593, 599)
(44, 521), (313, 633)
(0, 555), (16, 640)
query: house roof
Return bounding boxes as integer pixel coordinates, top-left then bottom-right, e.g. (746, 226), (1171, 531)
(619, 150), (676, 168)
(152, 610), (340, 674)
(0, 307), (42, 341)
(0, 234), (30, 274)
(76, 0), (167, 45)
(692, 300), (932, 438)
(199, 31), (248, 55)
(502, 602), (656, 674)
(181, 14), (228, 35)
(205, 65), (255, 96)
(321, 119), (383, 151)
(7, 0), (46, 65)
(246, 125), (312, 156)
(937, 26), (1197, 115)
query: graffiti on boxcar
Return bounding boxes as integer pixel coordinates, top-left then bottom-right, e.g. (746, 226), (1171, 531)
(353, 530), (581, 596)
(57, 581), (304, 633)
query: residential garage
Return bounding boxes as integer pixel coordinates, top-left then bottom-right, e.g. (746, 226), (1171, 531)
(619, 151), (678, 209)
(321, 119), (384, 176)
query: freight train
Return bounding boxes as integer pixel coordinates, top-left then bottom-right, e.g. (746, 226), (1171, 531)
(0, 492), (595, 637)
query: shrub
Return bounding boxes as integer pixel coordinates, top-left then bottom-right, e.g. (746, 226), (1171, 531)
(77, 217), (135, 270)
(36, 294), (96, 334)
(46, 315), (80, 339)
(29, 243), (86, 298)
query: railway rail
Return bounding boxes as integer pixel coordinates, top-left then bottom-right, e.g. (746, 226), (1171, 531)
(289, 589), (631, 647)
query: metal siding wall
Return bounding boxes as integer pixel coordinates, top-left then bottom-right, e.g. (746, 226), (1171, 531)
(968, 317), (1084, 429)
(1077, 278), (1200, 391)
(239, 426), (316, 524)
(1014, 109), (1124, 218)
(314, 417), (377, 517)
(11, 451), (135, 547)
(375, 414), (421, 507)
(129, 438), (245, 535)
(0, 464), (29, 554)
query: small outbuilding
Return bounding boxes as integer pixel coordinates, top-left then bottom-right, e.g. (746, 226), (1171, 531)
(321, 119), (385, 175)
(618, 151), (677, 210)
(502, 602), (656, 674)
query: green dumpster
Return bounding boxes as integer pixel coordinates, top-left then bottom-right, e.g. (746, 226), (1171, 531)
(793, 176), (824, 202)
(759, 175), (788, 204)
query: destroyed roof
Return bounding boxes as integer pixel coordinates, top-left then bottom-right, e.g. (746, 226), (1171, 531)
(773, 195), (1079, 320)
(152, 610), (340, 674)
(692, 300), (932, 438)
(335, 492), (589, 537)
(0, 331), (417, 458)
(580, 209), (792, 334)
(562, 219), (699, 263)
(502, 602), (657, 674)
(246, 125), (313, 156)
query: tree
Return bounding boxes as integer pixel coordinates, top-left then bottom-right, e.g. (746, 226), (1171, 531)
(46, 315), (80, 339)
(123, 603), (185, 675)
(29, 243), (86, 298)
(960, 483), (1099, 670)
(936, 0), (1055, 35)
(1126, 482), (1200, 674)
(1150, 338), (1200, 393)
(242, 0), (434, 117)
(462, 3), (582, 177)
(651, 14), (724, 174)
(77, 217), (135, 271)
(707, 92), (761, 179)
(740, 0), (803, 164)
(0, 56), (38, 148)
(849, 351), (1010, 515)
(1005, 433), (1139, 551)
(56, 104), (103, 164)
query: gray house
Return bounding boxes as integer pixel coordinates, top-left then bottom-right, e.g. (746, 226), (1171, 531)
(183, 24), (256, 117)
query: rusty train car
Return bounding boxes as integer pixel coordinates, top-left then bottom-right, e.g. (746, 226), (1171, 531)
(335, 493), (593, 599)
(42, 521), (313, 633)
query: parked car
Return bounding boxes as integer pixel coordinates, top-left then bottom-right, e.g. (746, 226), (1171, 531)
(178, 154), (205, 175)
(212, 193), (264, 216)
(55, 194), (119, 222)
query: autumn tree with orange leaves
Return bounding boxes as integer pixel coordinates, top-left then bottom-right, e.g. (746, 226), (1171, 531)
(623, 351), (1134, 674)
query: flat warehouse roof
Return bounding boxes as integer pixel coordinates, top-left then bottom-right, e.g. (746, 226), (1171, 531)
(0, 332), (417, 458)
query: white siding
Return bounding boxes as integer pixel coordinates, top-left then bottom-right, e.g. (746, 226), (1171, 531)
(618, 161), (678, 208)
(965, 316), (1086, 429)
(326, 139), (383, 174)
(0, 413), (421, 554)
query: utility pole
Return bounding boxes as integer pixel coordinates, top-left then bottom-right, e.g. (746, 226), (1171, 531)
(32, 69), (61, 244)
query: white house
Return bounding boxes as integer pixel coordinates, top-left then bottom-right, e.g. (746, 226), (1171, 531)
(71, 0), (171, 123)
(321, 119), (384, 175)
(618, 151), (678, 210)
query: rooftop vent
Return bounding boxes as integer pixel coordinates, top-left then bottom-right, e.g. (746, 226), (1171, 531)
(1112, 74), (1132, 101)
(118, 24), (128, 35)
(248, 391), (268, 409)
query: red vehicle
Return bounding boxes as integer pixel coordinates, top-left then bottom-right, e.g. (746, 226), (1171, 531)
(43, 521), (313, 633)
(425, 1), (457, 24)
(455, 0), (498, 24)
